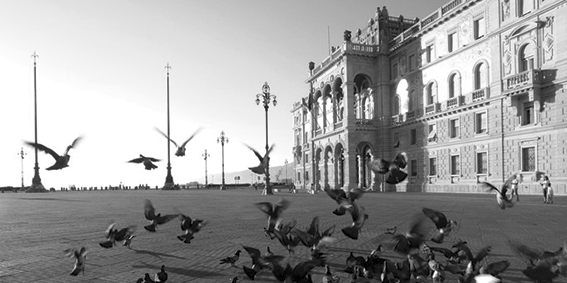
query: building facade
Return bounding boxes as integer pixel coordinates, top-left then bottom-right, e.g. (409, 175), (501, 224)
(291, 0), (567, 195)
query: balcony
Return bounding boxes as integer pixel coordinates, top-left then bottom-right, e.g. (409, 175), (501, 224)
(425, 103), (440, 115)
(446, 95), (464, 109)
(355, 119), (374, 126)
(406, 110), (416, 120)
(502, 69), (554, 95)
(471, 87), (490, 102)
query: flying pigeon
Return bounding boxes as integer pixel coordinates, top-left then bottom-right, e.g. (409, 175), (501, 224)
(24, 136), (82, 170)
(368, 152), (408, 184)
(154, 127), (202, 157)
(388, 214), (428, 255)
(422, 207), (458, 243)
(143, 199), (178, 232)
(99, 223), (136, 248)
(325, 187), (364, 216)
(244, 143), (275, 175)
(64, 246), (87, 276)
(177, 213), (206, 243)
(341, 201), (368, 240)
(128, 154), (161, 170)
(480, 174), (517, 209)
(254, 198), (290, 239)
(220, 250), (242, 267)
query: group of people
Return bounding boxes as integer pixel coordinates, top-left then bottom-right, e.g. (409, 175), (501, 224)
(507, 174), (553, 204)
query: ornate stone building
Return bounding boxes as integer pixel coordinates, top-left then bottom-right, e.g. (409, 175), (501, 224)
(291, 0), (567, 195)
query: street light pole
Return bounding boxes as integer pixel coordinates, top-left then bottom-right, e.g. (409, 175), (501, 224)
(217, 131), (228, 190)
(285, 159), (288, 185)
(163, 63), (175, 189)
(29, 52), (45, 193)
(255, 82), (277, 195)
(17, 147), (27, 189)
(202, 149), (210, 188)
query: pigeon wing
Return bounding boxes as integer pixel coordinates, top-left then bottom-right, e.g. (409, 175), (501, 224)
(144, 199), (157, 220)
(422, 207), (448, 229)
(128, 157), (145, 164)
(501, 173), (517, 191)
(368, 158), (390, 174)
(155, 127), (179, 148)
(179, 127), (203, 148)
(25, 141), (60, 160)
(479, 181), (500, 194)
(244, 143), (264, 163)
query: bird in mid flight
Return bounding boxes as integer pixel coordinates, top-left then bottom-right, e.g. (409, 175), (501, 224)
(24, 136), (82, 170)
(128, 154), (161, 170)
(154, 127), (202, 157)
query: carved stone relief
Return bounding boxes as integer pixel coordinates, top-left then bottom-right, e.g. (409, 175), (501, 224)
(502, 0), (510, 21)
(544, 16), (555, 62)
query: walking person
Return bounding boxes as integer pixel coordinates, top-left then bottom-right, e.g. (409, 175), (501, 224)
(509, 174), (520, 202)
(540, 175), (551, 204)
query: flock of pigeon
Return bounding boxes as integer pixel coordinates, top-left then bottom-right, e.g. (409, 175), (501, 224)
(22, 126), (273, 173)
(23, 135), (567, 282)
(64, 199), (207, 282)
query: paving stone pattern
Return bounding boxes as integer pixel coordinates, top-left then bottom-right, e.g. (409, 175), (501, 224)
(0, 189), (565, 282)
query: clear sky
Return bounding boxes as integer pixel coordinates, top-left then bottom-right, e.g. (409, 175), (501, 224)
(0, 0), (449, 189)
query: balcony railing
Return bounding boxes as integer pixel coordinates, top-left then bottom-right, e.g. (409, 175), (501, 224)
(355, 119), (373, 126)
(446, 95), (464, 109)
(334, 121), (343, 128)
(503, 69), (543, 92)
(471, 87), (489, 102)
(442, 0), (463, 15)
(425, 103), (440, 115)
(406, 110), (416, 120)
(315, 129), (323, 136)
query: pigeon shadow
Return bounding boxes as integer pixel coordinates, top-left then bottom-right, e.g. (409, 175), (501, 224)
(131, 248), (187, 260)
(132, 262), (223, 278)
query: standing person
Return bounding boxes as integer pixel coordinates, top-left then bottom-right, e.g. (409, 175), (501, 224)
(546, 179), (554, 204)
(509, 174), (520, 201)
(540, 175), (551, 204)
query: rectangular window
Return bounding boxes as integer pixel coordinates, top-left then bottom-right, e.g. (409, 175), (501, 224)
(410, 129), (417, 145)
(425, 44), (434, 63)
(448, 32), (457, 53)
(522, 102), (534, 125)
(305, 171), (309, 181)
(428, 124), (437, 142)
(476, 152), (488, 174)
(411, 160), (418, 176)
(474, 17), (485, 39)
(518, 0), (534, 16)
(475, 112), (487, 134)
(450, 118), (460, 138)
(393, 132), (400, 145)
(451, 155), (460, 175)
(521, 146), (536, 172)
(409, 54), (415, 71)
(429, 158), (437, 176)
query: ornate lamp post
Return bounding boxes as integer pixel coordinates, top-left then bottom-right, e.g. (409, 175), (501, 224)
(202, 149), (210, 188)
(17, 147), (27, 189)
(163, 63), (175, 190)
(255, 82), (277, 195)
(29, 52), (46, 193)
(217, 131), (228, 190)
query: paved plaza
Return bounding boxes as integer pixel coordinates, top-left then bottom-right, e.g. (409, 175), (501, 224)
(0, 188), (565, 282)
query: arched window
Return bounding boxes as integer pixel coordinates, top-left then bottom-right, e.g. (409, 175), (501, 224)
(519, 43), (534, 72)
(448, 73), (460, 98)
(474, 62), (488, 90)
(426, 82), (436, 105)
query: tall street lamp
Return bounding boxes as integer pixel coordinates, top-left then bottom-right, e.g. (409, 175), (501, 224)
(255, 82), (277, 195)
(163, 63), (175, 190)
(285, 159), (288, 184)
(202, 149), (210, 188)
(217, 131), (228, 190)
(29, 52), (46, 193)
(17, 147), (27, 189)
